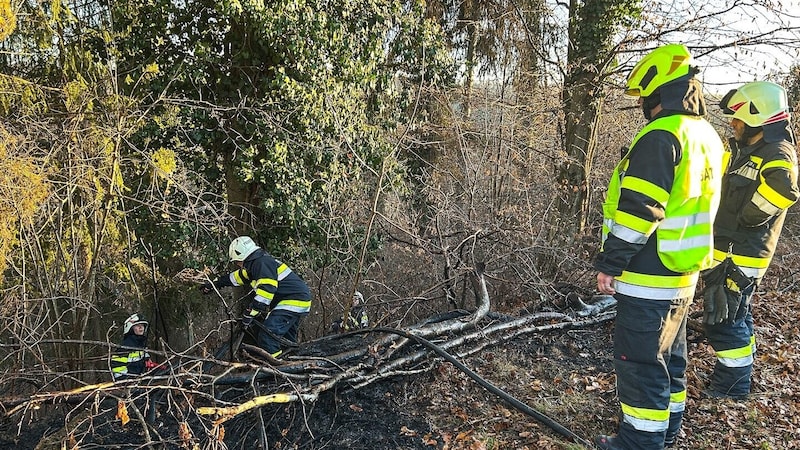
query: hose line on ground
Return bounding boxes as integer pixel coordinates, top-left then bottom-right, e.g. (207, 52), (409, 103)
(360, 327), (594, 449)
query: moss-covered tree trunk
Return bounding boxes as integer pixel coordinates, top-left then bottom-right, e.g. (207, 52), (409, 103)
(558, 0), (641, 236)
(560, 68), (602, 235)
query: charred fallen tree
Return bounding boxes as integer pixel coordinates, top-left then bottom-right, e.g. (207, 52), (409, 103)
(0, 269), (616, 449)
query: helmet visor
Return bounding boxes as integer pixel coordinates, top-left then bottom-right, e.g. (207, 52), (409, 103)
(719, 89), (739, 116)
(624, 87), (640, 98)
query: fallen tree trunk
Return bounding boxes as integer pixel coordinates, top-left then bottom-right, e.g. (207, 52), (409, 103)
(0, 271), (616, 448)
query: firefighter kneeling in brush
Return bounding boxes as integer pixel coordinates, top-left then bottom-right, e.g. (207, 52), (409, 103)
(111, 313), (161, 380)
(331, 291), (369, 332)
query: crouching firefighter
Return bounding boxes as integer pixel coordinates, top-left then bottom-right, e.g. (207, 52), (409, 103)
(332, 291), (369, 332)
(111, 313), (159, 380)
(201, 236), (312, 359)
(703, 81), (799, 399)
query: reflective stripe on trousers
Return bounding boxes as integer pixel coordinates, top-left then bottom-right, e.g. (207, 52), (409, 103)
(704, 287), (755, 396)
(614, 294), (690, 449)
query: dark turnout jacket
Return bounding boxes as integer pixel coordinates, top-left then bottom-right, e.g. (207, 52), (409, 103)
(712, 123), (799, 281)
(111, 333), (150, 379)
(216, 248), (311, 313)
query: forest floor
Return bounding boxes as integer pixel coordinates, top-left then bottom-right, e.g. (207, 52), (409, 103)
(286, 289), (800, 450)
(2, 289), (799, 449)
(410, 295), (800, 450)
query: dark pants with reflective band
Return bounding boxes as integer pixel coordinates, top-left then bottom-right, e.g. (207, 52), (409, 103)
(614, 294), (689, 449)
(703, 286), (754, 397)
(257, 309), (305, 356)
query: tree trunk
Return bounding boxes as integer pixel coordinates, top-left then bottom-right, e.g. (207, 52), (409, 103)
(223, 150), (258, 236)
(558, 0), (634, 235)
(558, 71), (601, 235)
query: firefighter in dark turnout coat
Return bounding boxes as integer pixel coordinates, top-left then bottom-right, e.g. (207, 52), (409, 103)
(331, 291), (369, 332)
(703, 81), (799, 399)
(201, 236), (312, 358)
(594, 44), (725, 449)
(111, 313), (154, 379)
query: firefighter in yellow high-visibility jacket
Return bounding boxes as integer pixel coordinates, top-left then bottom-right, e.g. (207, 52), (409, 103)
(594, 44), (725, 449)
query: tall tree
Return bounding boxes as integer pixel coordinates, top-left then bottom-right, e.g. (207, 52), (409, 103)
(425, 0), (547, 115)
(113, 0), (454, 261)
(0, 0), (457, 375)
(0, 0), (167, 383)
(785, 64), (800, 138)
(557, 0), (640, 235)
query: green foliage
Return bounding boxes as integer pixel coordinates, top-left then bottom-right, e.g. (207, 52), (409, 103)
(111, 0), (454, 266)
(0, 126), (49, 280)
(571, 0), (642, 64)
(0, 0), (161, 373)
(0, 74), (46, 115)
(0, 0), (455, 380)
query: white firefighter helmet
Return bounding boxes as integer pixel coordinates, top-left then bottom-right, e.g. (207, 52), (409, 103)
(229, 236), (259, 262)
(353, 291), (364, 306)
(124, 313), (148, 334)
(720, 81), (790, 127)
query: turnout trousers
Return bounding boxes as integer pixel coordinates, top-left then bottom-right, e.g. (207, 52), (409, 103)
(703, 286), (755, 397)
(257, 309), (305, 357)
(613, 294), (690, 449)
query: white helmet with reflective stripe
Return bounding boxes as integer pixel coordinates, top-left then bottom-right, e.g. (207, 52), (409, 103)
(720, 81), (790, 127)
(124, 313), (148, 334)
(229, 236), (260, 262)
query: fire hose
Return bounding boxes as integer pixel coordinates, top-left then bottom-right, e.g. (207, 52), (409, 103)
(358, 327), (594, 448)
(200, 308), (594, 446)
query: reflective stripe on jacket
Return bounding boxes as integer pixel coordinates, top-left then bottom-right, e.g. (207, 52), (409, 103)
(345, 307), (369, 330)
(227, 248), (312, 313)
(712, 134), (799, 280)
(111, 334), (149, 379)
(601, 113), (725, 298)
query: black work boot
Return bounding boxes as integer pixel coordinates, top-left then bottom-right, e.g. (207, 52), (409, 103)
(701, 387), (748, 401)
(595, 434), (624, 450)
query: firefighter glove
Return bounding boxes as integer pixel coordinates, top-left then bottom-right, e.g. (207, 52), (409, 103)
(702, 263), (726, 325)
(241, 301), (267, 328)
(200, 277), (233, 295)
(702, 258), (752, 325)
(723, 279), (747, 323)
(703, 284), (729, 325)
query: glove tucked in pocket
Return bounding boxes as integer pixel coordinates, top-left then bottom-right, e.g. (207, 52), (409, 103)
(702, 258), (752, 325)
(703, 284), (729, 325)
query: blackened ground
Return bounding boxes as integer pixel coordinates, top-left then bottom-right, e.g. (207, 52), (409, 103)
(3, 292), (800, 449)
(0, 325), (606, 450)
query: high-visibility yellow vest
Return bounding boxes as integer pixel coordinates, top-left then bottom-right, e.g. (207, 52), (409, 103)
(603, 115), (725, 279)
